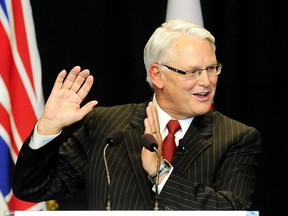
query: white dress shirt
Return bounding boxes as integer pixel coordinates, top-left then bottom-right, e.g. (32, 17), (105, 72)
(152, 95), (193, 193)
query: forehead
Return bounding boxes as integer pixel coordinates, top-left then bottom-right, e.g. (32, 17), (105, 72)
(171, 35), (212, 52)
(168, 36), (216, 67)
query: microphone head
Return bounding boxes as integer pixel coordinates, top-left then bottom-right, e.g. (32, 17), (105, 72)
(140, 134), (158, 152)
(106, 129), (124, 147)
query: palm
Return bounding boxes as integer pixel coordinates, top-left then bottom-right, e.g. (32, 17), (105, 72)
(38, 66), (97, 135)
(46, 86), (84, 124)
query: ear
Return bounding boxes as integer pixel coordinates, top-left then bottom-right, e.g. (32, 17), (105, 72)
(149, 63), (164, 89)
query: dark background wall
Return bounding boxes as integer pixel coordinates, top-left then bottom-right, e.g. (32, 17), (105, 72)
(30, 0), (288, 215)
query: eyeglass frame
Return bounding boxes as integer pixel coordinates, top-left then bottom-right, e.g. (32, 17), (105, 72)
(161, 63), (222, 78)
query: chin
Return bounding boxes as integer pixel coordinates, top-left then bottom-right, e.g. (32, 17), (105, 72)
(196, 105), (211, 115)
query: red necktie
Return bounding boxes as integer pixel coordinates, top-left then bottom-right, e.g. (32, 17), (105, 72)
(162, 120), (181, 162)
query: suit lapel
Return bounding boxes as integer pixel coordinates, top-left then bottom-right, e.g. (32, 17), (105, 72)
(172, 112), (213, 174)
(124, 101), (153, 209)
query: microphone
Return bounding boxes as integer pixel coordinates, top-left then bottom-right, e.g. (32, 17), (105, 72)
(103, 129), (124, 210)
(140, 134), (160, 211)
(175, 142), (188, 155)
(141, 133), (159, 152)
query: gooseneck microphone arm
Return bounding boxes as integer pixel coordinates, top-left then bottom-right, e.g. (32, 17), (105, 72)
(103, 129), (124, 210)
(152, 145), (160, 211)
(140, 134), (160, 210)
(103, 144), (112, 210)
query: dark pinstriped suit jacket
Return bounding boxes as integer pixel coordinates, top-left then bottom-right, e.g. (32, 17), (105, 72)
(13, 100), (261, 210)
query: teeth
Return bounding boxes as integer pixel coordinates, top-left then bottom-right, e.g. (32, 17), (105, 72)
(195, 93), (207, 96)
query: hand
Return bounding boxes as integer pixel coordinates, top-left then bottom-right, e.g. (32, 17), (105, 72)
(141, 102), (162, 175)
(37, 66), (98, 135)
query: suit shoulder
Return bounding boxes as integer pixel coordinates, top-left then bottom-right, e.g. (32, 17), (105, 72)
(209, 109), (261, 135)
(85, 102), (146, 122)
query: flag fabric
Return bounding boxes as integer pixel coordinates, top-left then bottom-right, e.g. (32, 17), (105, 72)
(166, 0), (203, 26)
(166, 0), (215, 109)
(0, 0), (46, 211)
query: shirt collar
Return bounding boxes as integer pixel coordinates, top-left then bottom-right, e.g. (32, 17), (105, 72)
(152, 94), (193, 137)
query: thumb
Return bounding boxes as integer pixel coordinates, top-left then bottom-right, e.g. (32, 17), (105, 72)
(78, 100), (98, 119)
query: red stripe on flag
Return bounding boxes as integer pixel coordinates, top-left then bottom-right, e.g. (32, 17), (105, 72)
(0, 22), (12, 81)
(12, 0), (35, 92)
(10, 64), (37, 141)
(8, 194), (39, 211)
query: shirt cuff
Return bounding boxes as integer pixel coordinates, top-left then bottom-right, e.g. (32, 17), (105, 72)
(29, 122), (61, 149)
(152, 166), (174, 194)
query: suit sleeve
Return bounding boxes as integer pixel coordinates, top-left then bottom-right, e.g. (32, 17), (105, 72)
(12, 126), (88, 202)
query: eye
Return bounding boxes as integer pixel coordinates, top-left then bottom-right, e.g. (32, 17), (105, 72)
(192, 69), (202, 74)
(206, 66), (216, 72)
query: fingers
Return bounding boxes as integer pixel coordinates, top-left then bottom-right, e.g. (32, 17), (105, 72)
(78, 100), (98, 119)
(51, 69), (67, 91)
(150, 102), (160, 134)
(142, 102), (161, 174)
(145, 102), (161, 141)
(77, 74), (94, 100)
(69, 69), (91, 94)
(145, 102), (160, 133)
(58, 66), (90, 93)
(62, 66), (82, 90)
(52, 66), (82, 91)
(52, 66), (94, 98)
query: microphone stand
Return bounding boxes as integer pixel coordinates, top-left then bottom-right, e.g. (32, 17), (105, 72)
(153, 146), (160, 211)
(140, 133), (161, 210)
(103, 129), (124, 210)
(103, 144), (111, 210)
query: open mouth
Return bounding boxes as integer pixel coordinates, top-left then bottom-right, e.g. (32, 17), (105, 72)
(193, 92), (210, 101)
(193, 92), (209, 97)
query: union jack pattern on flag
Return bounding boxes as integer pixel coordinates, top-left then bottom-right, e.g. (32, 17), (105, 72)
(0, 0), (46, 212)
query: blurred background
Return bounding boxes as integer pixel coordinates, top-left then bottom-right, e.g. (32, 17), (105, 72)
(28, 0), (287, 215)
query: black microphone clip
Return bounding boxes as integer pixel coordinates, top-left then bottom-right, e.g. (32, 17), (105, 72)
(175, 142), (188, 155)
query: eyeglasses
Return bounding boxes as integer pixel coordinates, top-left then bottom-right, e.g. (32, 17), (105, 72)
(162, 63), (222, 79)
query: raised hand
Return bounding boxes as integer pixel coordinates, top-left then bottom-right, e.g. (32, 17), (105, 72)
(37, 66), (98, 135)
(141, 102), (162, 175)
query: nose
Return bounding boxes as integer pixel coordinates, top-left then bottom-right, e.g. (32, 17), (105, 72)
(197, 70), (210, 83)
(196, 70), (215, 89)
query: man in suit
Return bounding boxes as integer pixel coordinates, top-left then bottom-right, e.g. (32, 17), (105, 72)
(12, 19), (261, 210)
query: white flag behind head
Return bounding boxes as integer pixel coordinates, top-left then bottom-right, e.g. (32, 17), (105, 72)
(166, 0), (203, 26)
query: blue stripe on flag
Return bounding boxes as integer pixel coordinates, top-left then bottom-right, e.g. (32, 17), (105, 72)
(0, 0), (8, 19)
(0, 136), (14, 197)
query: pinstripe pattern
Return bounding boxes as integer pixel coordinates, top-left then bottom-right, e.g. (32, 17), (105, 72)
(12, 100), (261, 210)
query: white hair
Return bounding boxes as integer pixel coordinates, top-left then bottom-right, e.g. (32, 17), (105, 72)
(143, 19), (216, 88)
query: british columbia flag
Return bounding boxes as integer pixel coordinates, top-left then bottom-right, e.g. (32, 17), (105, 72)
(0, 0), (46, 212)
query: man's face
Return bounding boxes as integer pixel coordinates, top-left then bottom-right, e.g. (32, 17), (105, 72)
(155, 35), (219, 119)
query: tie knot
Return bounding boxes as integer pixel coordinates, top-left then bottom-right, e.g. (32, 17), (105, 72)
(166, 120), (181, 135)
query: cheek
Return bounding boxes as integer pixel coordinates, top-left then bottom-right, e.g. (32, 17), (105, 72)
(182, 79), (198, 89)
(209, 76), (218, 85)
